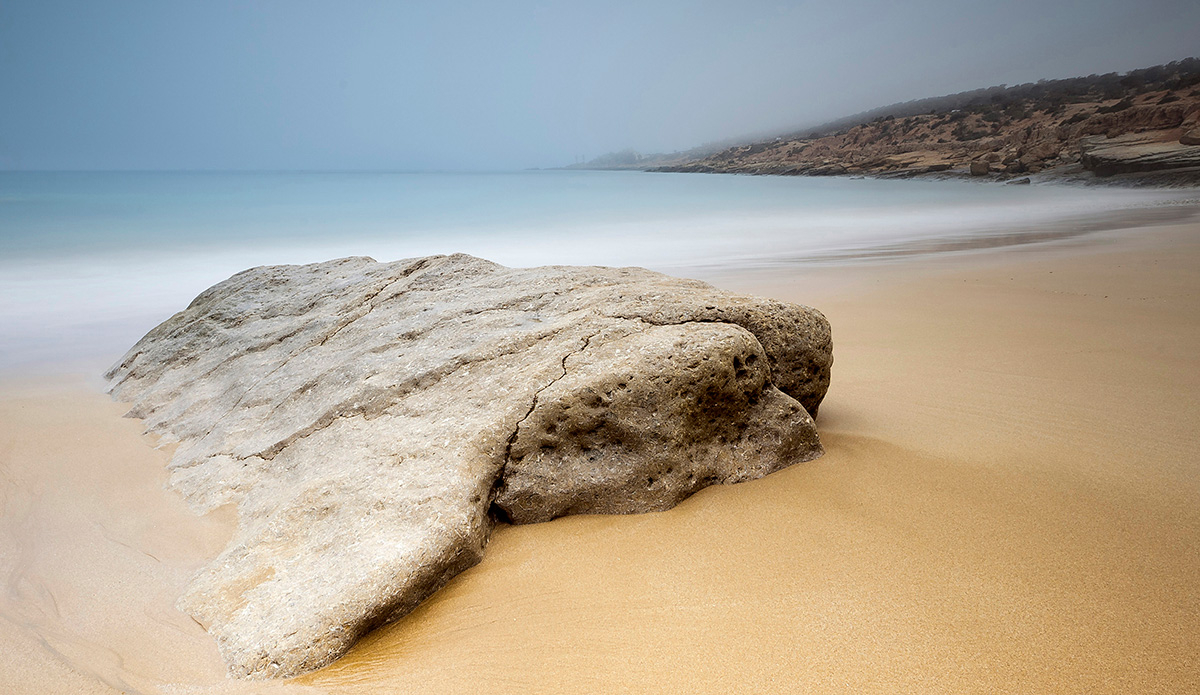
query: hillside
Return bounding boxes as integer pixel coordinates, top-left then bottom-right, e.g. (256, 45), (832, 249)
(628, 59), (1200, 183)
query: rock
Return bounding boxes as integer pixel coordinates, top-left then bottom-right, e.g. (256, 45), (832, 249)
(969, 160), (990, 176)
(106, 254), (832, 679)
(1072, 102), (1191, 138)
(1181, 128), (1200, 146)
(496, 322), (819, 523)
(807, 163), (847, 176)
(1080, 133), (1200, 176)
(1005, 177), (1032, 185)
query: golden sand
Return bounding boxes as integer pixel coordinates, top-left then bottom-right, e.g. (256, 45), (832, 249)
(0, 380), (318, 695)
(2, 220), (1198, 693)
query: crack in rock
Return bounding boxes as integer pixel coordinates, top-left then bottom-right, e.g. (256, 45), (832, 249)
(502, 329), (602, 468)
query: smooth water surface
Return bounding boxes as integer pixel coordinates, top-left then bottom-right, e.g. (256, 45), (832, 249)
(0, 170), (1187, 371)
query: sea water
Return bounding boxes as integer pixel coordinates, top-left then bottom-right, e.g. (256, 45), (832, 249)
(0, 170), (1189, 372)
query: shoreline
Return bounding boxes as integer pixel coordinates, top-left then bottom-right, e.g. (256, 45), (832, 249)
(2, 215), (1199, 693)
(574, 162), (1200, 188)
(2, 174), (1196, 381)
(696, 200), (1200, 271)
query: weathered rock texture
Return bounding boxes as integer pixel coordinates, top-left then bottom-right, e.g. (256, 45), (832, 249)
(1079, 132), (1200, 176)
(106, 254), (832, 679)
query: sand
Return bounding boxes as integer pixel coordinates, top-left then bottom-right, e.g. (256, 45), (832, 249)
(2, 218), (1198, 693)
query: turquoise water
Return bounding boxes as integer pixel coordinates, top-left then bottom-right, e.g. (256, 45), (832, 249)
(0, 170), (1186, 371)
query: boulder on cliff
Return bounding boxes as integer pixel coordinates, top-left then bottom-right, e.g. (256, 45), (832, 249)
(106, 254), (832, 679)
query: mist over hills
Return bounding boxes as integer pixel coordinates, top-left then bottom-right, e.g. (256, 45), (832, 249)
(573, 57), (1200, 183)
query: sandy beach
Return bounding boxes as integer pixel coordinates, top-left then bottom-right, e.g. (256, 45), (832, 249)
(2, 216), (1198, 693)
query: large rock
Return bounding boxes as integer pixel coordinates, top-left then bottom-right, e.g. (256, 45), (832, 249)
(1080, 133), (1200, 176)
(106, 254), (832, 679)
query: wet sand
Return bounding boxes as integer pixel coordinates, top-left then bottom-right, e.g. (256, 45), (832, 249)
(3, 219), (1199, 693)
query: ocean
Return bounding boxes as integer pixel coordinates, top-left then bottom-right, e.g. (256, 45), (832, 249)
(0, 169), (1190, 373)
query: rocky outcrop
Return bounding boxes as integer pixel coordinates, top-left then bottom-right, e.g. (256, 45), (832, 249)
(649, 87), (1200, 183)
(106, 254), (832, 679)
(1080, 133), (1200, 176)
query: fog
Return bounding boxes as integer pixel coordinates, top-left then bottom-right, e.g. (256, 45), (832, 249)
(2, 0), (1198, 171)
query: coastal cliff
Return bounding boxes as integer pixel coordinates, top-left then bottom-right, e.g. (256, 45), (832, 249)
(633, 59), (1200, 183)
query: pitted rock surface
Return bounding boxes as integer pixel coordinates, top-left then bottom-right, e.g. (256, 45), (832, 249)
(106, 254), (832, 679)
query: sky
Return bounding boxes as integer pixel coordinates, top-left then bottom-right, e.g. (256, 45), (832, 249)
(1, 0), (1198, 171)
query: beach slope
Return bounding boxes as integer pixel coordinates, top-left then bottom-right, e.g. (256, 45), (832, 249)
(2, 218), (1198, 693)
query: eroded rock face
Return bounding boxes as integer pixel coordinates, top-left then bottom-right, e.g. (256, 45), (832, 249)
(1080, 132), (1200, 176)
(106, 254), (832, 679)
(497, 322), (820, 523)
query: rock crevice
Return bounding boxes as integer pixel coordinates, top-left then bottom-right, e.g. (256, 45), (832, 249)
(502, 329), (602, 469)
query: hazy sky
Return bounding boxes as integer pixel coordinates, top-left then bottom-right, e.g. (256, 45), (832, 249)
(2, 0), (1198, 170)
